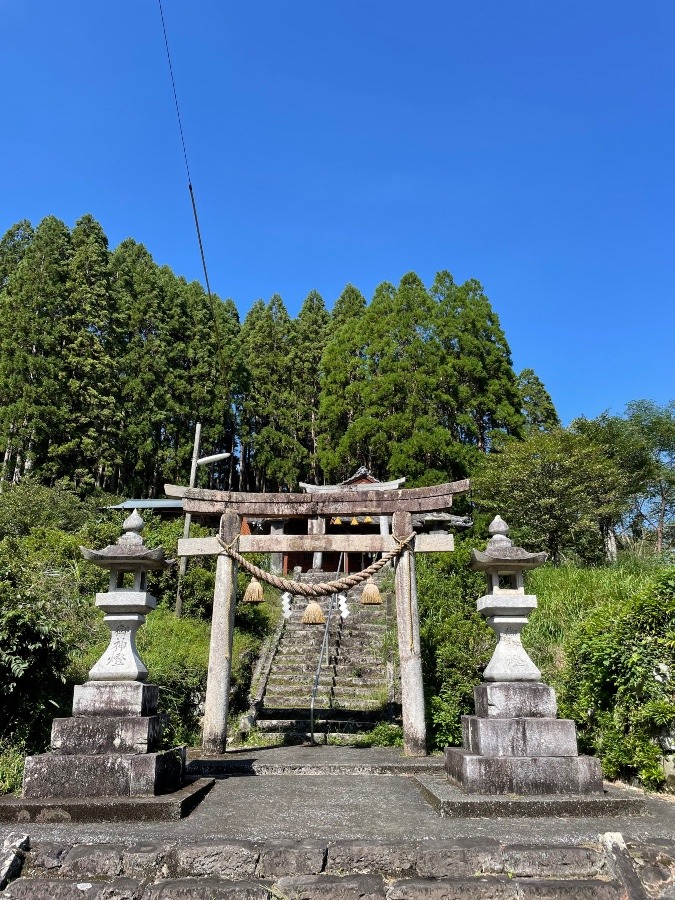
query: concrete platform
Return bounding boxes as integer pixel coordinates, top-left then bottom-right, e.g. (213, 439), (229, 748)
(415, 774), (648, 818)
(0, 778), (214, 824)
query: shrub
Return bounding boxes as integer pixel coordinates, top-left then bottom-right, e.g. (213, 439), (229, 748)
(416, 540), (493, 749)
(355, 723), (404, 747)
(559, 568), (675, 789)
(0, 524), (109, 748)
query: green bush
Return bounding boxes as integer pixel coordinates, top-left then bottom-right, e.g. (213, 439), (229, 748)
(355, 723), (404, 747)
(559, 568), (675, 789)
(416, 541), (494, 749)
(0, 523), (111, 748)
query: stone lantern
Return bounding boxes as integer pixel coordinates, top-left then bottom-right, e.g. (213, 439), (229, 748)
(469, 515), (546, 683)
(82, 508), (166, 683)
(444, 516), (603, 796)
(22, 511), (185, 801)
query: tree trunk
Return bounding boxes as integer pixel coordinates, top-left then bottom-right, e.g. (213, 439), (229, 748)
(656, 483), (667, 554)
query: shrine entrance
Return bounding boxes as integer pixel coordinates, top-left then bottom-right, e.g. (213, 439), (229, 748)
(165, 477), (469, 757)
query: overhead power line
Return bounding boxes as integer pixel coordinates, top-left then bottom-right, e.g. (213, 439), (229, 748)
(157, 0), (229, 386)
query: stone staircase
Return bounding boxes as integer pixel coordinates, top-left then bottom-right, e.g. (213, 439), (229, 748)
(4, 832), (670, 898)
(255, 577), (397, 741)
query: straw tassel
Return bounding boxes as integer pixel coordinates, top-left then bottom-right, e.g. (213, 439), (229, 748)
(242, 576), (264, 603)
(302, 600), (326, 624)
(361, 577), (382, 605)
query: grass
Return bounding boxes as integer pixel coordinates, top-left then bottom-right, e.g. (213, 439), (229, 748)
(0, 739), (25, 795)
(523, 555), (659, 684)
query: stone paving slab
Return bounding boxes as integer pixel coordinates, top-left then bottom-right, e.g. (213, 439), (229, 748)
(1, 774), (674, 848)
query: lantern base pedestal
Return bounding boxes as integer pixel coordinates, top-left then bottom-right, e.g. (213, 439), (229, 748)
(445, 748), (602, 795)
(445, 681), (603, 796)
(73, 680), (159, 717)
(51, 714), (165, 755)
(22, 680), (184, 801)
(22, 747), (185, 799)
(474, 681), (557, 718)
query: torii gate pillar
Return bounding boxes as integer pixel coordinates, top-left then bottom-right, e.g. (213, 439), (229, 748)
(202, 511), (240, 753)
(393, 511), (427, 756)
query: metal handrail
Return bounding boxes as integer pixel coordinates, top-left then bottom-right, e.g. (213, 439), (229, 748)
(309, 553), (344, 744)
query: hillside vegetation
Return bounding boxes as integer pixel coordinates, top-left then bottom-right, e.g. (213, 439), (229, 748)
(0, 213), (674, 793)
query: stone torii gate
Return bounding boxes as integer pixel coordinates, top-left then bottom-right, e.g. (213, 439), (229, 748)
(165, 478), (469, 757)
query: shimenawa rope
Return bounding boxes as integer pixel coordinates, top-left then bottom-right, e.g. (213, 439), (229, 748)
(216, 532), (416, 597)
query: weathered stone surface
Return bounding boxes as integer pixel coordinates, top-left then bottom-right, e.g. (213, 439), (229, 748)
(415, 773), (646, 818)
(474, 683), (557, 719)
(143, 879), (270, 899)
(445, 749), (603, 795)
(415, 839), (503, 877)
(326, 840), (416, 875)
(173, 840), (260, 879)
(22, 748), (184, 799)
(72, 682), (159, 718)
(600, 832), (648, 900)
(1, 779), (212, 824)
(60, 843), (125, 877)
(256, 839), (326, 877)
(515, 879), (624, 899)
(129, 748), (184, 796)
(274, 873), (385, 898)
(0, 832), (28, 886)
(24, 754), (130, 799)
(121, 841), (173, 878)
(0, 849), (24, 891)
(462, 717), (578, 758)
(628, 839), (675, 896)
(51, 716), (164, 755)
(4, 878), (141, 899)
(387, 876), (518, 899)
(501, 845), (603, 878)
(2, 834), (29, 853)
(27, 841), (72, 871)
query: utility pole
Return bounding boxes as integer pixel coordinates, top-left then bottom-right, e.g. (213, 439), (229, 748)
(175, 423), (201, 617)
(175, 423), (230, 616)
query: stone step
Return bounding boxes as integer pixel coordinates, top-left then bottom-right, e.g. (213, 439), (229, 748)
(262, 698), (385, 711)
(8, 837), (635, 899)
(274, 653), (385, 666)
(264, 686), (387, 700)
(256, 712), (382, 729)
(255, 719), (380, 732)
(270, 659), (385, 670)
(3, 874), (626, 898)
(266, 675), (384, 688)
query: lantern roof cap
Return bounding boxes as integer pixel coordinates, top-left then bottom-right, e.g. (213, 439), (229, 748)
(469, 516), (547, 572)
(80, 508), (173, 571)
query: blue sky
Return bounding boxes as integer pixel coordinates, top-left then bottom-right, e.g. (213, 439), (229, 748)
(2, 1), (673, 424)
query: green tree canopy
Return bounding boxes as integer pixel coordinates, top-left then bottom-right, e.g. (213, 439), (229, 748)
(472, 427), (634, 564)
(518, 368), (560, 431)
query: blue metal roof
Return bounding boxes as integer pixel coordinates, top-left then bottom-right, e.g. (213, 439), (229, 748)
(106, 499), (184, 510)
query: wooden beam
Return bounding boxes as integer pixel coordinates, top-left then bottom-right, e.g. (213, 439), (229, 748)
(174, 495), (460, 517)
(164, 480), (469, 518)
(178, 532), (455, 557)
